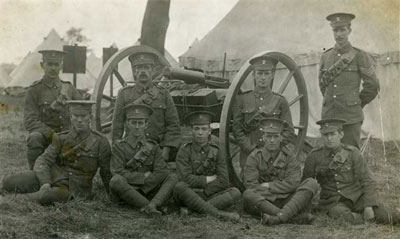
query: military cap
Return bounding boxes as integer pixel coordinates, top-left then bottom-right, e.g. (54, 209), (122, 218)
(125, 103), (153, 119)
(128, 52), (158, 66)
(326, 13), (355, 28)
(260, 118), (284, 133)
(66, 100), (95, 114)
(39, 50), (66, 62)
(316, 118), (346, 134)
(184, 111), (215, 126)
(250, 56), (278, 71)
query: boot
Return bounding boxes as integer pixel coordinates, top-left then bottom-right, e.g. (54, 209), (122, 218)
(290, 212), (315, 224)
(141, 202), (162, 216)
(208, 188), (241, 210)
(262, 213), (280, 225)
(27, 148), (43, 170)
(277, 189), (313, 223)
(217, 210), (241, 222)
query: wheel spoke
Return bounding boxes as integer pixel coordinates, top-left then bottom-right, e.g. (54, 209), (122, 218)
(277, 70), (294, 94)
(112, 69), (127, 87)
(101, 121), (112, 129)
(289, 94), (303, 106)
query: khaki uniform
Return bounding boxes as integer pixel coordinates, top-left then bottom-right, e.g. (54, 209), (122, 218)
(24, 76), (82, 169)
(232, 89), (294, 169)
(173, 141), (241, 215)
(109, 136), (178, 208)
(243, 147), (318, 222)
(302, 144), (398, 224)
(3, 129), (112, 204)
(319, 42), (379, 147)
(111, 83), (181, 149)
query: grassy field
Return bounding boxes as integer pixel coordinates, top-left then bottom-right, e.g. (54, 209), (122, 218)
(0, 94), (399, 239)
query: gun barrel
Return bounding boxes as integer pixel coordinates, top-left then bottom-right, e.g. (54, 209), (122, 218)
(163, 67), (206, 85)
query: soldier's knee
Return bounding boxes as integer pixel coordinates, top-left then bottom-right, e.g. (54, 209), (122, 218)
(242, 189), (257, 203)
(2, 174), (15, 192)
(298, 178), (319, 194)
(227, 187), (242, 202)
(27, 132), (46, 148)
(109, 175), (127, 191)
(173, 181), (189, 195)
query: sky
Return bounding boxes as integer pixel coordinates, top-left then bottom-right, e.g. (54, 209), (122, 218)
(0, 0), (239, 64)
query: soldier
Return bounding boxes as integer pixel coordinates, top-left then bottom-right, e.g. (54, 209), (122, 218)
(2, 101), (112, 205)
(242, 118), (318, 225)
(232, 56), (294, 178)
(109, 104), (178, 216)
(319, 13), (380, 148)
(112, 52), (181, 162)
(173, 111), (241, 222)
(302, 118), (399, 224)
(24, 48), (82, 169)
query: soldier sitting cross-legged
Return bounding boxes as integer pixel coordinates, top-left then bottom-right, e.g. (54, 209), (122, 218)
(243, 118), (319, 225)
(2, 101), (112, 205)
(173, 111), (241, 222)
(109, 104), (178, 216)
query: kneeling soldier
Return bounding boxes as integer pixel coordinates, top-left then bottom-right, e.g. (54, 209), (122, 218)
(173, 111), (241, 222)
(243, 118), (319, 225)
(2, 101), (112, 205)
(303, 118), (400, 224)
(109, 104), (178, 216)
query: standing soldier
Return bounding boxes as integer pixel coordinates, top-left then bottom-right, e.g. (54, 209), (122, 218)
(173, 111), (241, 222)
(24, 48), (82, 169)
(232, 56), (294, 178)
(319, 13), (380, 148)
(3, 101), (112, 205)
(243, 118), (318, 225)
(109, 104), (178, 216)
(112, 52), (181, 161)
(303, 118), (399, 224)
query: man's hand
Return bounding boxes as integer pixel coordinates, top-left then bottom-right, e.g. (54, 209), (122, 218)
(261, 182), (270, 189)
(363, 207), (375, 221)
(206, 175), (217, 183)
(162, 147), (170, 161)
(144, 172), (151, 179)
(40, 183), (51, 191)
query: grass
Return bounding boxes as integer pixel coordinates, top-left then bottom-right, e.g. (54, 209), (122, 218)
(0, 95), (399, 239)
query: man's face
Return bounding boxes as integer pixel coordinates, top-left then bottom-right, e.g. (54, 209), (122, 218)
(126, 119), (148, 137)
(192, 124), (211, 145)
(333, 25), (351, 46)
(263, 132), (282, 151)
(41, 60), (63, 79)
(321, 130), (343, 149)
(70, 112), (91, 133)
(254, 69), (274, 89)
(134, 64), (153, 84)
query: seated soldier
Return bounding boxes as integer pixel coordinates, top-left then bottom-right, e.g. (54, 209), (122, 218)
(303, 118), (400, 224)
(2, 101), (112, 205)
(109, 104), (178, 216)
(173, 111), (241, 222)
(243, 118), (318, 225)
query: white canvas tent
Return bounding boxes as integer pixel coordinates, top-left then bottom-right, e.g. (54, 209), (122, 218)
(0, 67), (12, 88)
(179, 0), (400, 140)
(8, 29), (97, 90)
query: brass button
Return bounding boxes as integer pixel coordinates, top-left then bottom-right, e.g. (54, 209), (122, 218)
(338, 53), (341, 56)
(333, 95), (336, 98)
(334, 84), (337, 88)
(260, 97), (264, 100)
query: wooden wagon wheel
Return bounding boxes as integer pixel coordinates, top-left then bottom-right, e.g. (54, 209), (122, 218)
(91, 45), (170, 133)
(219, 51), (309, 192)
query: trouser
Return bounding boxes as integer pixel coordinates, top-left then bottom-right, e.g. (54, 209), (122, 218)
(2, 171), (71, 205)
(342, 122), (362, 149)
(328, 197), (400, 225)
(109, 173), (178, 208)
(26, 132), (51, 170)
(173, 181), (241, 214)
(243, 178), (319, 222)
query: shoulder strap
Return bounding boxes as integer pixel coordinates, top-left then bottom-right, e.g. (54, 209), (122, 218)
(321, 49), (358, 87)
